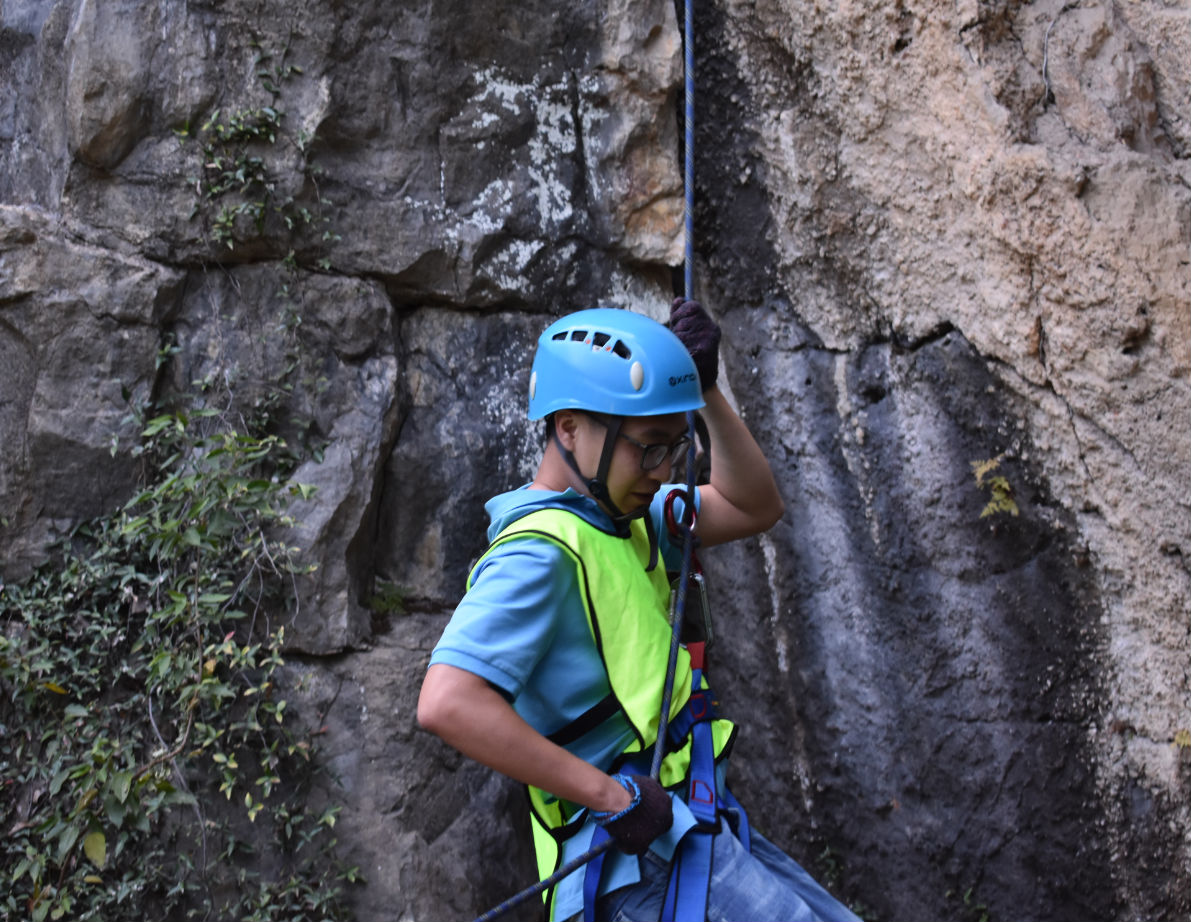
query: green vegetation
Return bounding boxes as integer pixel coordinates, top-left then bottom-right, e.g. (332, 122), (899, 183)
(0, 25), (362, 922)
(971, 455), (1019, 519)
(0, 392), (357, 921)
(814, 843), (873, 921)
(945, 884), (992, 922)
(178, 37), (338, 264)
(365, 580), (407, 618)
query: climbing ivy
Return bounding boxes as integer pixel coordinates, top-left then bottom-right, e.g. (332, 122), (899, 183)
(0, 392), (358, 921)
(178, 37), (338, 264)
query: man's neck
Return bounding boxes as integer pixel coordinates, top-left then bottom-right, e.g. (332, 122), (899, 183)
(530, 441), (586, 495)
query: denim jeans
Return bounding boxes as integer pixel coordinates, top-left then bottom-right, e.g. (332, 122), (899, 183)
(588, 826), (862, 922)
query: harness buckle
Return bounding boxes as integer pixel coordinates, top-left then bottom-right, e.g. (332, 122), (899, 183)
(670, 571), (713, 650)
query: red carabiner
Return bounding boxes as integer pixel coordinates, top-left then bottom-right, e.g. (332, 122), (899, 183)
(663, 487), (702, 575)
(663, 487), (696, 537)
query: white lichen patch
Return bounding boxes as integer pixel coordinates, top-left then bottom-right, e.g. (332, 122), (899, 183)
(526, 95), (576, 231)
(465, 66), (578, 234)
(483, 236), (543, 292)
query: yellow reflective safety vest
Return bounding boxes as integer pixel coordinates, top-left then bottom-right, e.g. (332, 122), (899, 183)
(466, 506), (736, 915)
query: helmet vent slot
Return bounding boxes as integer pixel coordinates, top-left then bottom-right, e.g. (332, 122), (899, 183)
(549, 327), (630, 359)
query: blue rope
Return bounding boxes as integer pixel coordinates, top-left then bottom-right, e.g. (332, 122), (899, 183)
(651, 423), (698, 779)
(662, 0), (698, 775)
(683, 0), (695, 300)
(471, 3), (698, 919)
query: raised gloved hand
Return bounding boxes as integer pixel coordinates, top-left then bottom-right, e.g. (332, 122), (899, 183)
(590, 773), (673, 855)
(670, 298), (721, 392)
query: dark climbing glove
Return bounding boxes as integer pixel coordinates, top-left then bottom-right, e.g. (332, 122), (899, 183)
(590, 773), (673, 855)
(670, 297), (721, 392)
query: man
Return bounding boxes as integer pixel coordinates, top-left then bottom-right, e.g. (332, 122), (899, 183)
(418, 301), (859, 921)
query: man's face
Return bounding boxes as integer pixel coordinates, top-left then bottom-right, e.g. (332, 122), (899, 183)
(568, 411), (690, 514)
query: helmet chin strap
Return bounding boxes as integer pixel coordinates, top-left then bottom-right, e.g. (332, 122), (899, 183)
(551, 417), (657, 562)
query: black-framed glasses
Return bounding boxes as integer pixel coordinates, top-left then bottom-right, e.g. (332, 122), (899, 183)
(581, 412), (691, 471)
(619, 431), (692, 471)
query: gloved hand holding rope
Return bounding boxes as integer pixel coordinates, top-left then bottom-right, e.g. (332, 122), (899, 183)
(670, 297), (721, 392)
(591, 773), (674, 855)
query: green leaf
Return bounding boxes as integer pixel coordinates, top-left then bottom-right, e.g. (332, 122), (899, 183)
(112, 770), (133, 804)
(56, 824), (80, 864)
(103, 794), (127, 829)
(120, 514), (149, 535)
(185, 527), (213, 549)
(142, 415), (177, 437)
(290, 482), (317, 500)
(164, 789), (198, 808)
(83, 831), (107, 869)
(50, 766), (73, 797)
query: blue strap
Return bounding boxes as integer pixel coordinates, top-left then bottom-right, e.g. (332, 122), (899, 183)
(685, 673), (718, 830)
(662, 822), (713, 921)
(591, 666), (750, 922)
(582, 825), (612, 922)
(666, 687), (717, 749)
(661, 667), (719, 922)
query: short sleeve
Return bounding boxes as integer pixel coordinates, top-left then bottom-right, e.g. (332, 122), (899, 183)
(429, 537), (577, 699)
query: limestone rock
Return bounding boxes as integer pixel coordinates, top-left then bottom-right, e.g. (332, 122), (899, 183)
(162, 264), (401, 653)
(65, 0), (154, 169)
(0, 205), (182, 578)
(694, 1), (1190, 917)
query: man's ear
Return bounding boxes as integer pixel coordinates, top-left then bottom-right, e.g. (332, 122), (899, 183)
(553, 410), (580, 452)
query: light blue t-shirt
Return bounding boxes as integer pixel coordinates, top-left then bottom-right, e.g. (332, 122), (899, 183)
(429, 483), (703, 919)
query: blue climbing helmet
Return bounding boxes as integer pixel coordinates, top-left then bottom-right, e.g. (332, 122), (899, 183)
(528, 308), (705, 420)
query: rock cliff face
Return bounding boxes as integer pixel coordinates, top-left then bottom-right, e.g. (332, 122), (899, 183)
(2, 1), (1188, 920)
